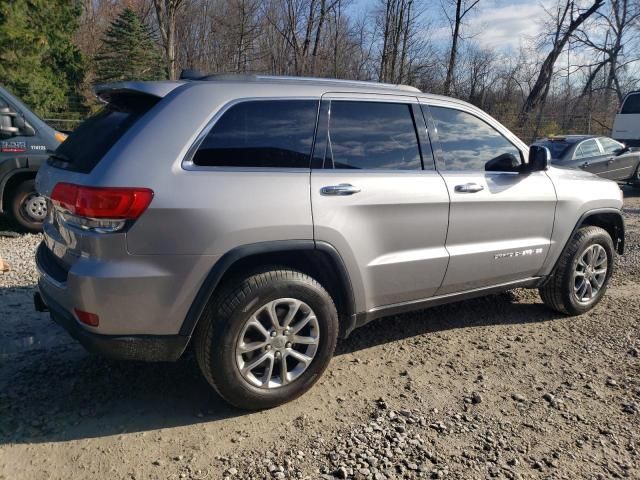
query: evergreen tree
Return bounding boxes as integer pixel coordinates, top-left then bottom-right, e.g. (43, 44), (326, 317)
(0, 0), (84, 116)
(96, 8), (166, 83)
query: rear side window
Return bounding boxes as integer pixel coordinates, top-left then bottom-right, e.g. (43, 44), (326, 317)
(50, 94), (158, 173)
(621, 93), (640, 114)
(574, 139), (601, 159)
(428, 106), (521, 171)
(326, 101), (421, 170)
(192, 100), (318, 168)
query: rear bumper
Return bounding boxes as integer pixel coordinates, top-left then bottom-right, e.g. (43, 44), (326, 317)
(36, 287), (188, 362)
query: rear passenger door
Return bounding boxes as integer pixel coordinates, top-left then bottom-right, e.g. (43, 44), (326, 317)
(423, 103), (556, 295)
(574, 138), (609, 178)
(311, 93), (450, 311)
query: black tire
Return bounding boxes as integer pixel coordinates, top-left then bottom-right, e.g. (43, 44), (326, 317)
(194, 268), (338, 410)
(539, 226), (615, 315)
(8, 179), (45, 233)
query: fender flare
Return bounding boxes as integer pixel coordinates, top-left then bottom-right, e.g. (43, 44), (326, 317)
(179, 240), (357, 338)
(547, 207), (625, 278)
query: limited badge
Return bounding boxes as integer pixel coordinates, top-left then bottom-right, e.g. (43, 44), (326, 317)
(1, 141), (27, 153)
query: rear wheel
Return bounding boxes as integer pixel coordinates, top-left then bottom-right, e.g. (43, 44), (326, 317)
(194, 268), (338, 410)
(539, 226), (614, 315)
(8, 179), (46, 233)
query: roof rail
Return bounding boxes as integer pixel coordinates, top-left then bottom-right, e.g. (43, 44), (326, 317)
(197, 73), (421, 93)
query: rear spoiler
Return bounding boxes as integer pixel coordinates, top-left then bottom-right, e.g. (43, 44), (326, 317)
(94, 81), (186, 103)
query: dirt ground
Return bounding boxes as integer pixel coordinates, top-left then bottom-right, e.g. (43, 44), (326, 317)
(0, 188), (638, 480)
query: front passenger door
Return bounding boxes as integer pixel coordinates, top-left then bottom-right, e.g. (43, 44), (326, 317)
(597, 137), (637, 180)
(424, 104), (556, 295)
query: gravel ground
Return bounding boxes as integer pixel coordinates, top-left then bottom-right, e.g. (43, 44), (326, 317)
(0, 188), (638, 480)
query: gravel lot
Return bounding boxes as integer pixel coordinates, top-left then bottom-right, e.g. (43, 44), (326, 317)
(0, 188), (638, 480)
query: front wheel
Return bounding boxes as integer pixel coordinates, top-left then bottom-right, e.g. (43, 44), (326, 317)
(8, 179), (46, 233)
(539, 226), (615, 315)
(194, 268), (338, 410)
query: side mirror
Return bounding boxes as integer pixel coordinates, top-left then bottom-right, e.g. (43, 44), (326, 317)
(0, 106), (19, 137)
(527, 145), (551, 172)
(485, 153), (521, 172)
(0, 107), (34, 137)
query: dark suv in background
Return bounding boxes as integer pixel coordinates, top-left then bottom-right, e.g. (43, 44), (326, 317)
(0, 86), (66, 232)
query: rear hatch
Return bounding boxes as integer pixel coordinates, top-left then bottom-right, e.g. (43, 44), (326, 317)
(37, 82), (182, 274)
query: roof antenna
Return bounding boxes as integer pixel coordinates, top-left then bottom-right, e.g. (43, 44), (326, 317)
(179, 69), (205, 80)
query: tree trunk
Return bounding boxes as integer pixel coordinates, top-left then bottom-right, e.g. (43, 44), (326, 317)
(443, 0), (461, 95)
(519, 0), (604, 126)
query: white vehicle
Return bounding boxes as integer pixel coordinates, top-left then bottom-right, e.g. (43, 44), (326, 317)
(612, 91), (640, 148)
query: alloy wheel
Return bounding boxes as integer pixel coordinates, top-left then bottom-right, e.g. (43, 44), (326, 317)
(235, 298), (320, 389)
(574, 244), (608, 304)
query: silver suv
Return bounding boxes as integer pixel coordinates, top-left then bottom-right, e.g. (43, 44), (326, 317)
(34, 76), (625, 409)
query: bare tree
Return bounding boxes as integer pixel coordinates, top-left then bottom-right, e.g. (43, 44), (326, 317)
(153, 0), (188, 79)
(518, 0), (604, 130)
(442, 0), (479, 95)
(263, 0), (340, 76)
(575, 0), (640, 103)
(376, 0), (433, 84)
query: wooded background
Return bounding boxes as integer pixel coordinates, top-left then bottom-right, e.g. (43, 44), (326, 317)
(1, 0), (638, 142)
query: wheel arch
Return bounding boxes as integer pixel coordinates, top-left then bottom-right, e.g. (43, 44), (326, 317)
(180, 240), (358, 341)
(579, 209), (625, 254)
(542, 207), (624, 287)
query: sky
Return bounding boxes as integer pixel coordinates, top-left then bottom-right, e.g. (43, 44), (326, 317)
(350, 0), (552, 52)
(462, 0), (550, 50)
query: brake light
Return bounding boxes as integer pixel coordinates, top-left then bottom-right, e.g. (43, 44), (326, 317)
(51, 183), (153, 219)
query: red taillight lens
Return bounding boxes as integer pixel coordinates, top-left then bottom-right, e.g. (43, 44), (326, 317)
(51, 183), (153, 219)
(74, 309), (99, 327)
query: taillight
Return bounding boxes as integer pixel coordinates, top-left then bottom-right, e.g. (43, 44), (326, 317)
(50, 183), (153, 232)
(51, 183), (153, 219)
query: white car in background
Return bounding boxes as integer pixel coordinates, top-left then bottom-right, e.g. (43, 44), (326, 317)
(612, 91), (640, 149)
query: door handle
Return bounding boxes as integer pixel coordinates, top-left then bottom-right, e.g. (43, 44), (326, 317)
(320, 183), (361, 196)
(607, 158), (615, 165)
(454, 183), (484, 193)
(581, 162), (589, 168)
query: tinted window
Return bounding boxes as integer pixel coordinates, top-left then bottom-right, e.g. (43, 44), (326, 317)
(50, 94), (158, 173)
(429, 106), (521, 171)
(327, 101), (421, 170)
(599, 137), (624, 154)
(574, 139), (601, 159)
(621, 93), (640, 114)
(535, 140), (572, 159)
(193, 100), (318, 168)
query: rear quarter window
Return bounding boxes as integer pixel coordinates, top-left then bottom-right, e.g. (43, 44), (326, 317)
(192, 100), (319, 168)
